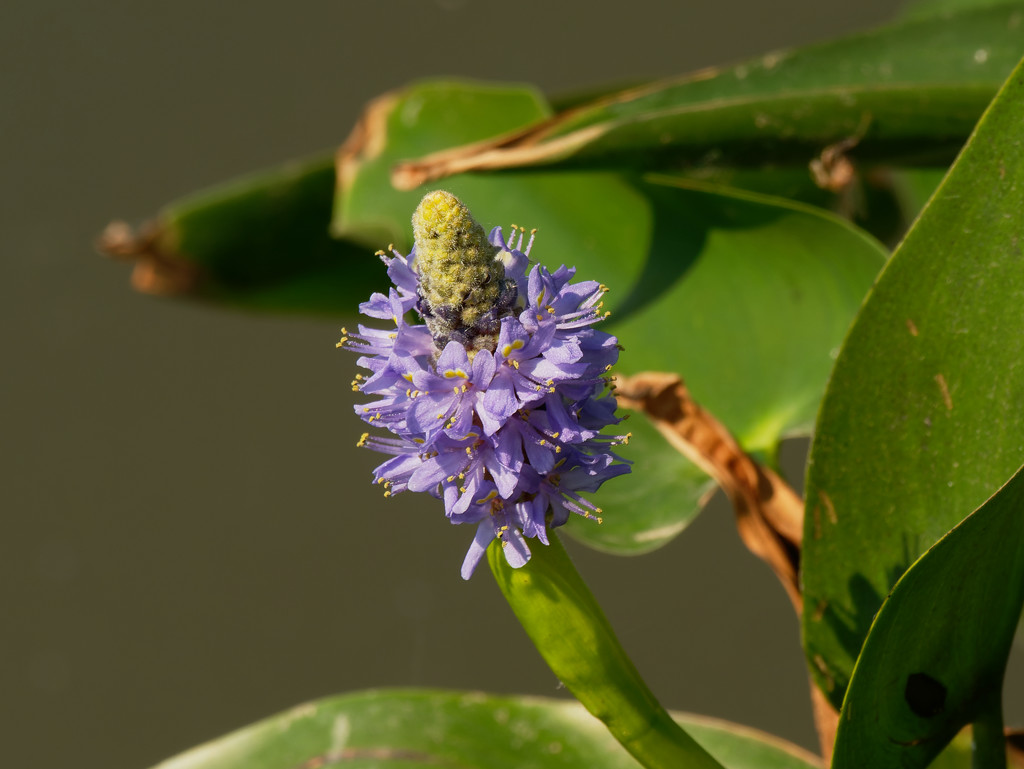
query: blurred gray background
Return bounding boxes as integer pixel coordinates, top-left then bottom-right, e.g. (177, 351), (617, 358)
(10, 2), (1018, 768)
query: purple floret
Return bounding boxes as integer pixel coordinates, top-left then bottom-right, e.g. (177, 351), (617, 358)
(340, 227), (630, 578)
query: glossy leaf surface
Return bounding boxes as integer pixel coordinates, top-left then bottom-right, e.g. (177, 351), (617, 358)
(336, 80), (886, 555)
(102, 156), (386, 315)
(151, 689), (822, 769)
(801, 56), (1024, 710)
(393, 4), (1024, 182)
(831, 464), (1024, 768)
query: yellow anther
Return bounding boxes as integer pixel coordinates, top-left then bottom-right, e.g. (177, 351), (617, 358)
(388, 333), (397, 339)
(604, 364), (613, 371)
(603, 311), (611, 318)
(551, 432), (560, 439)
(501, 339), (525, 357)
(510, 360), (520, 369)
(546, 307), (555, 314)
(340, 327), (348, 334)
(383, 490), (392, 498)
(336, 338), (348, 348)
(447, 475), (456, 482)
(387, 243), (394, 251)
(530, 228), (537, 235)
(375, 249), (386, 256)
(357, 433), (369, 447)
(437, 413), (445, 420)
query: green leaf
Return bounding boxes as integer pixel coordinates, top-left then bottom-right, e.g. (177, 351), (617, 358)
(607, 177), (885, 454)
(334, 80), (554, 246)
(338, 79), (886, 556)
(101, 155), (386, 315)
(393, 4), (1024, 182)
(150, 689), (822, 769)
(582, 411), (717, 555)
(578, 177), (886, 553)
(831, 463), (1024, 769)
(801, 55), (1024, 711)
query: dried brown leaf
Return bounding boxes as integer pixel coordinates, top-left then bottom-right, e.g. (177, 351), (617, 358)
(96, 220), (198, 295)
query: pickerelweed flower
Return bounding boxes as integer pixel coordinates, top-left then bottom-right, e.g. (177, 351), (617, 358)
(339, 191), (630, 578)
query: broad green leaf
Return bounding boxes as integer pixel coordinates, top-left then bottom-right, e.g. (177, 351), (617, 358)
(801, 55), (1024, 711)
(337, 80), (886, 555)
(583, 412), (717, 555)
(101, 156), (385, 315)
(334, 80), (554, 247)
(393, 5), (1023, 182)
(151, 689), (822, 769)
(606, 176), (886, 456)
(831, 463), (1024, 769)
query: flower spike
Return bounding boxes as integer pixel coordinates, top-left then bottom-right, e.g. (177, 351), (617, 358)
(341, 191), (630, 577)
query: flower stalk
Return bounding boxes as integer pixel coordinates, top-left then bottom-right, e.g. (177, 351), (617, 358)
(488, 534), (727, 769)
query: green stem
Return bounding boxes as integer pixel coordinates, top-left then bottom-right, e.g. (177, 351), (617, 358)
(487, 534), (726, 769)
(972, 696), (1006, 769)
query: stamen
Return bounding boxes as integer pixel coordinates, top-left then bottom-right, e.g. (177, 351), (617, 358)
(525, 229), (536, 255)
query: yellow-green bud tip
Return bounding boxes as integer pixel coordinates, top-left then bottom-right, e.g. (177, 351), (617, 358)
(411, 190), (511, 356)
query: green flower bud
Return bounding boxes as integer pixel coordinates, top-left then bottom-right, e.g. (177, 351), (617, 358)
(412, 191), (512, 355)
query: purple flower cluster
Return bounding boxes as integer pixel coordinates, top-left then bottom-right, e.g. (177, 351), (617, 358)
(340, 205), (630, 578)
